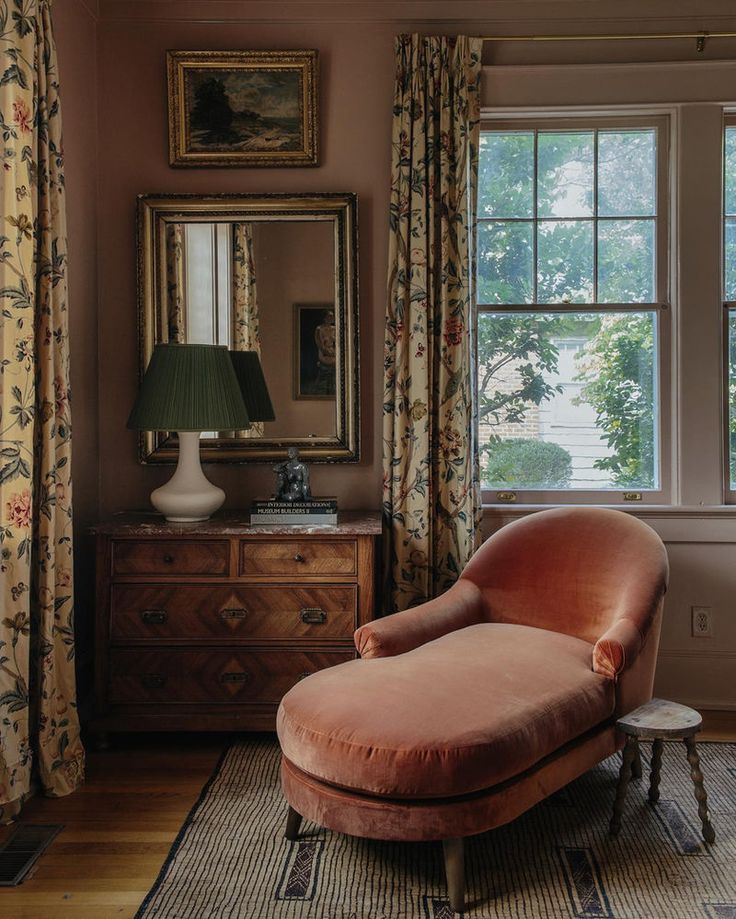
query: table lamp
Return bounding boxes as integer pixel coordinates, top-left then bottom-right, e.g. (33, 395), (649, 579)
(127, 343), (250, 522)
(229, 350), (276, 423)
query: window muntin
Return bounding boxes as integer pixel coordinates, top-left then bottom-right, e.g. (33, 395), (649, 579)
(478, 118), (667, 500)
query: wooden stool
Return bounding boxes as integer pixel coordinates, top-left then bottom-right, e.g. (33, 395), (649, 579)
(609, 698), (715, 843)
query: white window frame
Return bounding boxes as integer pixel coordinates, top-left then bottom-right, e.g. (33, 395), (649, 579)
(478, 111), (672, 506)
(723, 114), (736, 504)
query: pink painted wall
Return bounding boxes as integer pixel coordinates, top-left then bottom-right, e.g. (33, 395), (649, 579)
(95, 17), (394, 515)
(54, 0), (99, 526)
(255, 221), (336, 440)
(52, 0), (99, 696)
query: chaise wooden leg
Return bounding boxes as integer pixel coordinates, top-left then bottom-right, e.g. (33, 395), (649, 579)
(442, 837), (465, 913)
(285, 805), (303, 841)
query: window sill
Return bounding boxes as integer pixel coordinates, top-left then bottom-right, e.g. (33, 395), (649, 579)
(481, 503), (736, 519)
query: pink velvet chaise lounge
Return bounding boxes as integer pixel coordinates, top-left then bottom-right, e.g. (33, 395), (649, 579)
(276, 507), (669, 913)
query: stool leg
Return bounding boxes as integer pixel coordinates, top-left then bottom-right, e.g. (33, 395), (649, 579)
(442, 837), (465, 913)
(683, 737), (716, 844)
(610, 735), (637, 836)
(285, 805), (303, 841)
(648, 739), (663, 804)
(631, 743), (643, 780)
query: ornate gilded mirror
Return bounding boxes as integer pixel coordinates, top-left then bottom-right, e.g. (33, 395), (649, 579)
(137, 193), (359, 462)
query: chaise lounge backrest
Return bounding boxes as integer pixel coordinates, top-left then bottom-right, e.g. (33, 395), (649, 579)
(462, 508), (669, 714)
(358, 507), (669, 715)
(462, 507), (668, 645)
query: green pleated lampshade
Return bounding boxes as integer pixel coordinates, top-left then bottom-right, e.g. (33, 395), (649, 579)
(127, 344), (250, 432)
(229, 350), (275, 423)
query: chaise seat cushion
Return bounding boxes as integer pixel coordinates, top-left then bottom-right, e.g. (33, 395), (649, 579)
(277, 623), (616, 799)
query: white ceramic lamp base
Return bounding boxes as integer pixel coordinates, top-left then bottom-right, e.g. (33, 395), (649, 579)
(150, 431), (225, 522)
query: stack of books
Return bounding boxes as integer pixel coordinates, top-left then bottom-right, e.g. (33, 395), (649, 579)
(249, 497), (338, 526)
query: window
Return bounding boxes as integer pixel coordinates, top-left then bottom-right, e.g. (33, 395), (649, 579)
(184, 223), (233, 346)
(477, 116), (669, 503)
(725, 119), (736, 498)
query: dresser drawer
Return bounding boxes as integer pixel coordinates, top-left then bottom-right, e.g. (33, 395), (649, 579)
(110, 584), (357, 641)
(112, 540), (229, 576)
(107, 649), (354, 705)
(240, 540), (356, 577)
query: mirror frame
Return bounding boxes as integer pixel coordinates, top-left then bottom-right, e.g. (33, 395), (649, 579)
(136, 192), (360, 463)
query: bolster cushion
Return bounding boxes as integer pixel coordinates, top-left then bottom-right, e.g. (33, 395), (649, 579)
(593, 617), (643, 680)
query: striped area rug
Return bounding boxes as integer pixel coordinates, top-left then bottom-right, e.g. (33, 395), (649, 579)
(136, 738), (736, 918)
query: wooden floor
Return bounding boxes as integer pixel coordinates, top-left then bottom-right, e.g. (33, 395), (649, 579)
(1, 714), (734, 919)
(0, 733), (227, 919)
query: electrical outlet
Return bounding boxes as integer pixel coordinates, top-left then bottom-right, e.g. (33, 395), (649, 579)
(691, 606), (713, 638)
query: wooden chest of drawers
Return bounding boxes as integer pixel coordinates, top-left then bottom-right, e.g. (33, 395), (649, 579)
(92, 512), (381, 736)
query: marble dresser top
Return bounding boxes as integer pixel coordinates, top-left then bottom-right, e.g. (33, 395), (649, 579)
(92, 510), (382, 537)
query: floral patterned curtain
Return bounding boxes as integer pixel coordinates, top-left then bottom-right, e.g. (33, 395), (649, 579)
(382, 34), (483, 613)
(165, 222), (186, 342)
(232, 223), (263, 437)
(0, 0), (85, 821)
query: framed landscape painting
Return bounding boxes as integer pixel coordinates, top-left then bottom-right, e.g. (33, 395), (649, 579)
(167, 50), (318, 167)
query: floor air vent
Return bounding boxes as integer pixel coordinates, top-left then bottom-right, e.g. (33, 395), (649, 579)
(0, 824), (63, 886)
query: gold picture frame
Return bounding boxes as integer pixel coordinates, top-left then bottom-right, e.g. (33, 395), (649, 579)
(167, 50), (319, 168)
(136, 193), (360, 463)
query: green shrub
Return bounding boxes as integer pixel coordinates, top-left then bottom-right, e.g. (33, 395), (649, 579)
(484, 438), (573, 489)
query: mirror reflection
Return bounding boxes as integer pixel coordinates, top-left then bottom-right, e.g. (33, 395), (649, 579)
(164, 219), (337, 439)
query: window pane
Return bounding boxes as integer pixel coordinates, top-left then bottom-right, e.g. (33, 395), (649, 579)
(725, 126), (736, 216)
(598, 219), (655, 303)
(478, 132), (534, 218)
(729, 311), (736, 489)
(537, 220), (593, 303)
(185, 224), (216, 345)
(537, 132), (594, 218)
(478, 221), (533, 305)
(598, 130), (656, 217)
(726, 218), (736, 302)
(478, 311), (658, 490)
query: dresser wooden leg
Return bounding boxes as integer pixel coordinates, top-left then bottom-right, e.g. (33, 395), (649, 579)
(442, 837), (465, 913)
(285, 805), (303, 841)
(684, 737), (716, 844)
(610, 735), (637, 836)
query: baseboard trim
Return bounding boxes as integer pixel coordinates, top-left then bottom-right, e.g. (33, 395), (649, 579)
(672, 700), (736, 712)
(658, 649), (736, 661)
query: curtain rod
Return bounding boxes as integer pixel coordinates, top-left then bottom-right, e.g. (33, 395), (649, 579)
(480, 31), (736, 53)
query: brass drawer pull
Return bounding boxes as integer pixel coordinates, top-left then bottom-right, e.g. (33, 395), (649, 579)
(293, 553), (305, 563)
(140, 609), (167, 625)
(220, 671), (248, 684)
(220, 607), (248, 620)
(300, 608), (327, 625)
(163, 554), (175, 564)
(142, 673), (166, 688)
